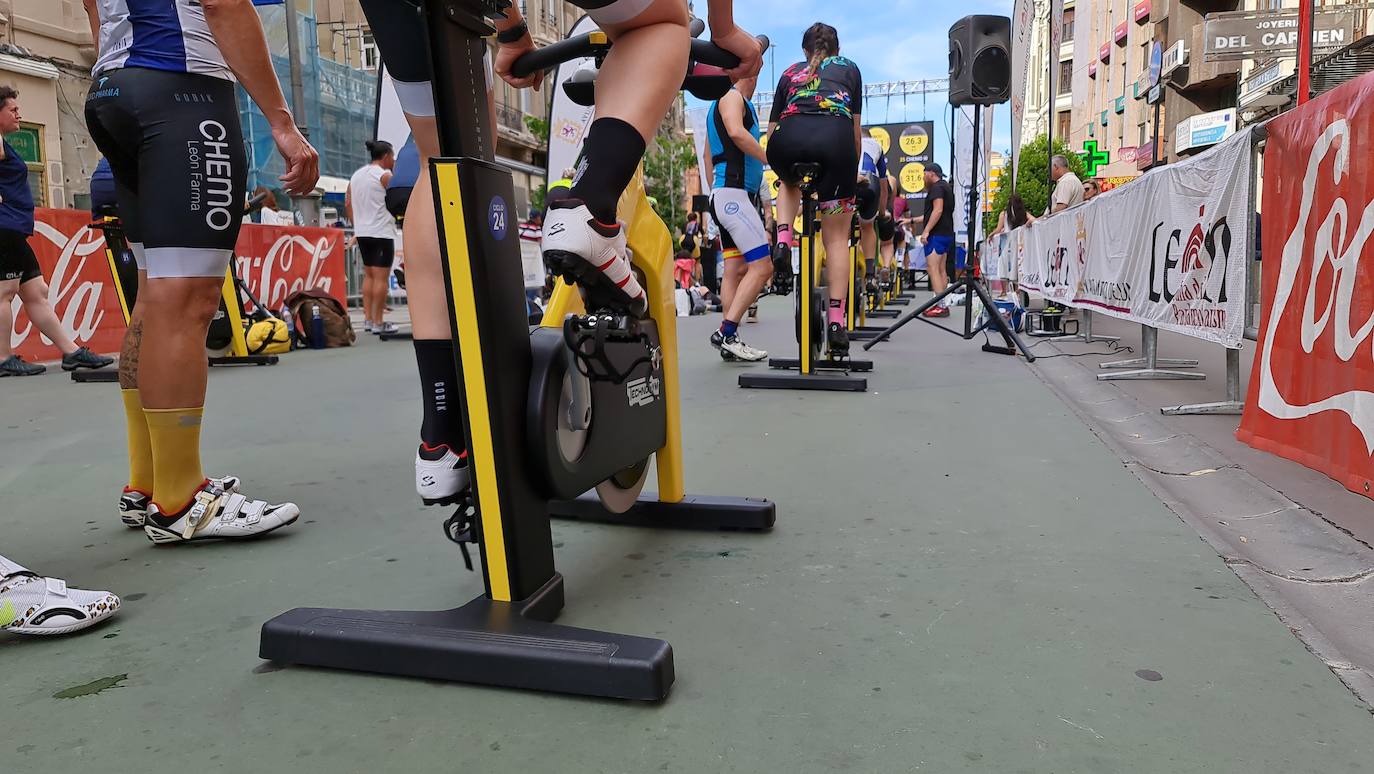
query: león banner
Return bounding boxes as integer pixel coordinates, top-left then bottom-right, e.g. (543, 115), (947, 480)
(1003, 126), (1252, 348)
(6, 209), (346, 362)
(1237, 72), (1374, 500)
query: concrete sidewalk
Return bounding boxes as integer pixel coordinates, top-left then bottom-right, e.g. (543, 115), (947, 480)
(1, 295), (1371, 773)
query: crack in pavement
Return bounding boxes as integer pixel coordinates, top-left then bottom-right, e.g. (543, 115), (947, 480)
(1222, 557), (1374, 585)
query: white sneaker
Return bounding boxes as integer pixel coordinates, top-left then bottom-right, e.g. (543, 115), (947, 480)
(416, 444), (470, 505)
(721, 335), (767, 361)
(363, 320), (375, 333)
(376, 321), (400, 335)
(119, 475), (240, 528)
(143, 480), (299, 544)
(1, 571), (120, 636)
(542, 201), (647, 316)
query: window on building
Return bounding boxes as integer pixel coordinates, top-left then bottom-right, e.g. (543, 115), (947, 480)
(360, 31), (380, 71)
(1139, 122), (1150, 147)
(1062, 8), (1075, 41)
(10, 122), (45, 207)
(1059, 60), (1073, 94)
(1057, 111), (1071, 140)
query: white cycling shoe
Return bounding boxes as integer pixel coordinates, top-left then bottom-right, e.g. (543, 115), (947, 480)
(542, 200), (647, 317)
(143, 479), (299, 544)
(416, 444), (471, 506)
(1, 570), (120, 636)
(119, 475), (241, 528)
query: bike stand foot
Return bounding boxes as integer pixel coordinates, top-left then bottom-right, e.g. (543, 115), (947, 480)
(550, 492), (775, 530)
(739, 371), (866, 391)
(71, 368), (119, 383)
(209, 355), (279, 366)
(259, 574), (674, 701)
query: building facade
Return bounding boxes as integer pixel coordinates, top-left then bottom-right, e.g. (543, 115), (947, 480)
(0, 0), (102, 209)
(1021, 0), (1076, 146)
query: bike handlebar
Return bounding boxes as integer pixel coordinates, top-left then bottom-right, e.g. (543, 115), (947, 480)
(510, 32), (769, 78)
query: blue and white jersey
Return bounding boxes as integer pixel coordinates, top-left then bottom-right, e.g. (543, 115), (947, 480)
(92, 0), (233, 80)
(859, 136), (886, 179)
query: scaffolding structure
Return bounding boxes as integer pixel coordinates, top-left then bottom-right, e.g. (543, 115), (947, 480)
(751, 78), (951, 122)
(240, 2), (377, 193)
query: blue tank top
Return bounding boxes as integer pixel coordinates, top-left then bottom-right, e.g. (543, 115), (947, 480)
(708, 92), (763, 192)
(0, 140), (35, 235)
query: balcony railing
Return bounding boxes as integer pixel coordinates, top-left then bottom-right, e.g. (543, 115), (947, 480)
(496, 103), (528, 134)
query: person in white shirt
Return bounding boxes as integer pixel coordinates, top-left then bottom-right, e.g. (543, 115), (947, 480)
(346, 139), (397, 334)
(1047, 155), (1083, 215)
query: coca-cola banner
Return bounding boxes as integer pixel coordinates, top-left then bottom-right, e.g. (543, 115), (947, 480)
(1237, 73), (1374, 499)
(7, 209), (345, 362)
(1013, 126), (1253, 348)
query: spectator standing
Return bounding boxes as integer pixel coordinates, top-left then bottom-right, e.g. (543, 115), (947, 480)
(1047, 155), (1083, 214)
(347, 139), (397, 335)
(0, 87), (112, 376)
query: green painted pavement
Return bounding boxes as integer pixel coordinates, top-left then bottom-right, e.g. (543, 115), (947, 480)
(1, 295), (1369, 773)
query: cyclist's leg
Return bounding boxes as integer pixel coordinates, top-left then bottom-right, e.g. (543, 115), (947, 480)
(566, 1), (690, 223)
(714, 189), (772, 329)
(118, 71), (247, 515)
(89, 97), (154, 498)
(357, 0), (477, 498)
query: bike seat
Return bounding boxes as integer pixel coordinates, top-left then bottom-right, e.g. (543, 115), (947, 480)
(792, 162), (823, 183)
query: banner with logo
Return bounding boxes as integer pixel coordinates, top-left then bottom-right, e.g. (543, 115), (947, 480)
(1010, 0), (1035, 186)
(1011, 126), (1252, 348)
(7, 209), (346, 362)
(545, 14), (601, 184)
(1237, 73), (1374, 500)
(865, 121), (936, 207)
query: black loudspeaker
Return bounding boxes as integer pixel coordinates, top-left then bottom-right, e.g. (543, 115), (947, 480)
(948, 15), (1012, 106)
(691, 194), (709, 213)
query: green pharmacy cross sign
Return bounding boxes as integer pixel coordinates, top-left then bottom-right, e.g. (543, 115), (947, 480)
(1081, 140), (1110, 176)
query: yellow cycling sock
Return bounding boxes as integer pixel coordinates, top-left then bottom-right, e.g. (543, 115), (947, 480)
(121, 389), (154, 494)
(144, 407), (207, 514)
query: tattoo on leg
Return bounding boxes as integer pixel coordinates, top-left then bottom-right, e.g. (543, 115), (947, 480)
(119, 319), (143, 389)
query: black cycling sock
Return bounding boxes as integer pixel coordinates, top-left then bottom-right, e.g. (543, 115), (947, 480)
(568, 117), (646, 224)
(413, 339), (466, 451)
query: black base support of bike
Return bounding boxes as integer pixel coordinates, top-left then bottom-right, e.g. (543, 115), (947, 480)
(208, 355), (279, 367)
(767, 356), (872, 372)
(259, 574), (673, 702)
(550, 492), (775, 531)
(71, 368), (119, 383)
(738, 371), (867, 391)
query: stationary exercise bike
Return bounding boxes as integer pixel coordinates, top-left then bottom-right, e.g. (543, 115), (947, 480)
(73, 203), (280, 382)
(261, 0), (773, 701)
(739, 163), (870, 391)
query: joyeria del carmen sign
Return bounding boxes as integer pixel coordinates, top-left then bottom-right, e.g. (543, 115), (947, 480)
(1237, 72), (1374, 499)
(6, 208), (346, 363)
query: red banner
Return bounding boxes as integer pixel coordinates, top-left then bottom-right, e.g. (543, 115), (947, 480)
(7, 209), (346, 362)
(1237, 72), (1374, 499)
(1134, 0), (1150, 23)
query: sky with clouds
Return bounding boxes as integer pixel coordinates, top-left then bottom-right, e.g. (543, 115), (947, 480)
(699, 0), (1016, 169)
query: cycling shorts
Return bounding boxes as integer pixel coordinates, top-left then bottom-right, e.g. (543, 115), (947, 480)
(357, 236), (396, 269)
(855, 179), (878, 222)
(876, 213), (896, 243)
(0, 229), (41, 284)
(360, 0), (653, 116)
(86, 68), (247, 279)
(709, 188), (769, 262)
(766, 114), (858, 214)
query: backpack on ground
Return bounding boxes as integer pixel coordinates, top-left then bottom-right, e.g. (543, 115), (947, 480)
(284, 288), (356, 348)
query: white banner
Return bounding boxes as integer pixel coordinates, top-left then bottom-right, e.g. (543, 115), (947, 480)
(546, 14), (601, 183)
(1013, 128), (1253, 348)
(952, 105), (994, 245)
(1010, 0), (1035, 185)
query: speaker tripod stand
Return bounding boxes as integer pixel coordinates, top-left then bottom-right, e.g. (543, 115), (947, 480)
(860, 107), (1035, 363)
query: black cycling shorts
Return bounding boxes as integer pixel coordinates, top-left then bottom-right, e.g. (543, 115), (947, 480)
(855, 179), (878, 222)
(359, 0), (645, 114)
(357, 236), (396, 269)
(766, 114), (858, 213)
(86, 68), (247, 279)
(876, 213), (896, 243)
(0, 228), (41, 284)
